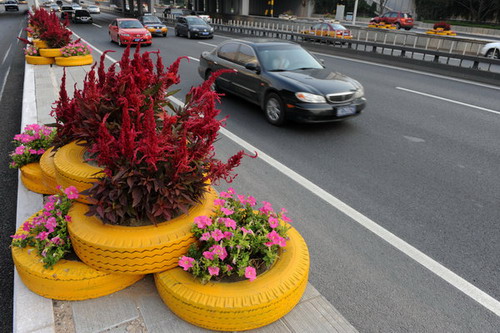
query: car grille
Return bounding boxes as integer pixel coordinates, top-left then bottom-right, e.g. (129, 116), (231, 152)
(326, 92), (355, 103)
(134, 34), (143, 37)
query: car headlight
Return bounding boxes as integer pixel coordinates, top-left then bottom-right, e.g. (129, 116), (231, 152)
(353, 86), (364, 99)
(145, 32), (151, 37)
(120, 33), (130, 37)
(295, 92), (326, 103)
(191, 28), (199, 31)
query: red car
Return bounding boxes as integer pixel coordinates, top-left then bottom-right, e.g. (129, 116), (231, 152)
(371, 11), (414, 30)
(108, 18), (152, 46)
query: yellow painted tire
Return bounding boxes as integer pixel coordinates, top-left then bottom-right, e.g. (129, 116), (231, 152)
(39, 147), (59, 193)
(154, 226), (310, 331)
(12, 215), (144, 301)
(39, 48), (62, 58)
(25, 55), (54, 65)
(55, 54), (93, 67)
(20, 163), (55, 195)
(32, 39), (49, 49)
(68, 187), (218, 275)
(53, 141), (104, 204)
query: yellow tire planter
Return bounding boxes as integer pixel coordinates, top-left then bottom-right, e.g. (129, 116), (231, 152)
(12, 216), (144, 301)
(55, 54), (93, 67)
(32, 39), (49, 49)
(40, 147), (59, 194)
(20, 163), (56, 195)
(53, 141), (104, 204)
(39, 48), (62, 58)
(154, 226), (310, 331)
(25, 55), (54, 65)
(68, 187), (218, 275)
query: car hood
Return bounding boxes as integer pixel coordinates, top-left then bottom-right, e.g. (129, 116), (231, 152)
(272, 69), (361, 95)
(144, 23), (166, 27)
(120, 28), (148, 34)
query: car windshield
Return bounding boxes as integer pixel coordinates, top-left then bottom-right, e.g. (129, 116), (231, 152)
(330, 24), (346, 30)
(119, 20), (143, 29)
(186, 17), (207, 25)
(143, 16), (161, 24)
(256, 44), (323, 71)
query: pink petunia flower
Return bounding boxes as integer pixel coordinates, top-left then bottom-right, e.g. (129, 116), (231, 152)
(203, 251), (215, 260)
(11, 234), (27, 240)
(44, 201), (55, 211)
(226, 264), (233, 272)
(36, 231), (49, 241)
(178, 256), (195, 271)
(219, 191), (232, 198)
(15, 146), (25, 155)
(268, 216), (279, 228)
(45, 217), (57, 233)
(194, 215), (213, 229)
(211, 229), (225, 242)
(223, 231), (233, 240)
(241, 227), (254, 235)
(259, 201), (274, 214)
(245, 266), (257, 282)
(200, 232), (211, 241)
(64, 186), (80, 200)
(213, 198), (226, 206)
(264, 230), (287, 247)
(208, 266), (220, 276)
(221, 217), (236, 230)
(51, 236), (63, 245)
(209, 245), (228, 260)
(220, 207), (234, 215)
(246, 196), (256, 206)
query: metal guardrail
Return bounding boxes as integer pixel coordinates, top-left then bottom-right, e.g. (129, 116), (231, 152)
(161, 15), (499, 75)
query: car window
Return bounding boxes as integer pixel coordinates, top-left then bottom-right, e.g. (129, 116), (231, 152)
(403, 13), (412, 18)
(331, 23), (346, 30)
(236, 45), (257, 66)
(256, 44), (323, 71)
(142, 16), (161, 24)
(218, 43), (239, 63)
(186, 17), (207, 25)
(119, 20), (143, 29)
(311, 23), (322, 30)
(391, 12), (398, 18)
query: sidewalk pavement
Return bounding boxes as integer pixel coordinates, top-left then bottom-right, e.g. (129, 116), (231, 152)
(13, 60), (360, 333)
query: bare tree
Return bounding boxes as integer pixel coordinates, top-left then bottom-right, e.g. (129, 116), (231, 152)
(454, 0), (499, 21)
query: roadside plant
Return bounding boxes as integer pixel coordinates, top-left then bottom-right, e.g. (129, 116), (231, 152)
(9, 124), (56, 169)
(24, 44), (39, 56)
(433, 21), (451, 30)
(52, 47), (252, 225)
(38, 12), (72, 48)
(179, 188), (292, 283)
(60, 42), (92, 57)
(11, 186), (79, 269)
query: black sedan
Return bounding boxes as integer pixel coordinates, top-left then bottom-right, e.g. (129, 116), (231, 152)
(175, 15), (213, 39)
(198, 39), (366, 125)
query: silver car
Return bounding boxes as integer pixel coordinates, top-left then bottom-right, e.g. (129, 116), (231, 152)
(479, 42), (500, 59)
(87, 5), (100, 14)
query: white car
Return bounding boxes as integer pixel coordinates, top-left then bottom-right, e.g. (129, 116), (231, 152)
(87, 5), (100, 14)
(71, 3), (82, 10)
(480, 42), (500, 59)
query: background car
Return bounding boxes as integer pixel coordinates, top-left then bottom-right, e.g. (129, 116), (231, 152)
(71, 3), (82, 10)
(198, 39), (366, 125)
(49, 3), (59, 11)
(138, 15), (168, 37)
(370, 11), (414, 30)
(4, 0), (19, 11)
(60, 4), (74, 19)
(175, 16), (213, 39)
(163, 7), (190, 18)
(479, 42), (500, 59)
(108, 18), (152, 46)
(87, 5), (100, 14)
(301, 22), (352, 40)
(72, 9), (92, 23)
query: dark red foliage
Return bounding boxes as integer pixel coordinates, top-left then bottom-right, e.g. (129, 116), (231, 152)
(27, 8), (72, 48)
(54, 46), (251, 225)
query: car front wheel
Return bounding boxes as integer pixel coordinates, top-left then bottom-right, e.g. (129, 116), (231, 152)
(264, 93), (286, 126)
(486, 49), (500, 59)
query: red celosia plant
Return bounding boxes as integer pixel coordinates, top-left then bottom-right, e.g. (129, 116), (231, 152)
(38, 12), (72, 48)
(433, 21), (451, 31)
(52, 46), (252, 225)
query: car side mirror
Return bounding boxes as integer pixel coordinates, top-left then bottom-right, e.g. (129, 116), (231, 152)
(245, 63), (260, 73)
(320, 59), (325, 66)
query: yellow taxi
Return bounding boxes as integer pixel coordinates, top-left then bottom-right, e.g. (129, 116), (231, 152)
(301, 21), (353, 40)
(138, 14), (168, 37)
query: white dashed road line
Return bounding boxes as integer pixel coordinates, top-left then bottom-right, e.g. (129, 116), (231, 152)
(92, 23), (102, 28)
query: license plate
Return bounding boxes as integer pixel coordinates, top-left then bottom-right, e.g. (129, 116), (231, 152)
(156, 29), (162, 32)
(337, 105), (356, 117)
(202, 32), (209, 35)
(134, 38), (141, 42)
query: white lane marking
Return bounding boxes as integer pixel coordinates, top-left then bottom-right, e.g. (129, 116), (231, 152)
(198, 41), (217, 47)
(396, 87), (500, 115)
(312, 51), (500, 91)
(2, 44), (12, 66)
(187, 56), (199, 62)
(92, 23), (102, 28)
(17, 29), (22, 42)
(168, 93), (500, 317)
(69, 31), (118, 65)
(0, 66), (11, 100)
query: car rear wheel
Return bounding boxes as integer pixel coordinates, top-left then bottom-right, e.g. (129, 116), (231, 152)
(486, 49), (500, 59)
(264, 93), (286, 126)
(163, 33), (167, 37)
(395, 22), (401, 29)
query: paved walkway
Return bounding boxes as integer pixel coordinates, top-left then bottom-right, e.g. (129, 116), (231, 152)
(14, 59), (359, 333)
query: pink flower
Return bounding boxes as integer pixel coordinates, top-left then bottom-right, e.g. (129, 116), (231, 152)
(64, 215), (72, 222)
(221, 207), (234, 215)
(194, 215), (212, 229)
(15, 146), (25, 155)
(219, 191), (232, 198)
(237, 194), (246, 203)
(29, 149), (38, 154)
(227, 188), (235, 195)
(241, 227), (254, 235)
(203, 251), (215, 260)
(246, 196), (256, 206)
(200, 232), (211, 241)
(264, 230), (287, 247)
(45, 217), (57, 233)
(208, 266), (220, 276)
(11, 234), (27, 240)
(36, 231), (49, 241)
(213, 198), (226, 206)
(268, 216), (279, 228)
(245, 266), (257, 282)
(211, 229), (225, 242)
(226, 264), (233, 272)
(221, 217), (236, 229)
(259, 201), (273, 214)
(37, 149), (45, 155)
(179, 256), (195, 271)
(44, 201), (55, 211)
(51, 236), (63, 245)
(64, 186), (79, 200)
(209, 245), (228, 260)
(223, 231), (233, 239)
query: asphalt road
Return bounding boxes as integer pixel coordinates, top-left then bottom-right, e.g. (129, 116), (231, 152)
(0, 10), (27, 333)
(3, 9), (500, 332)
